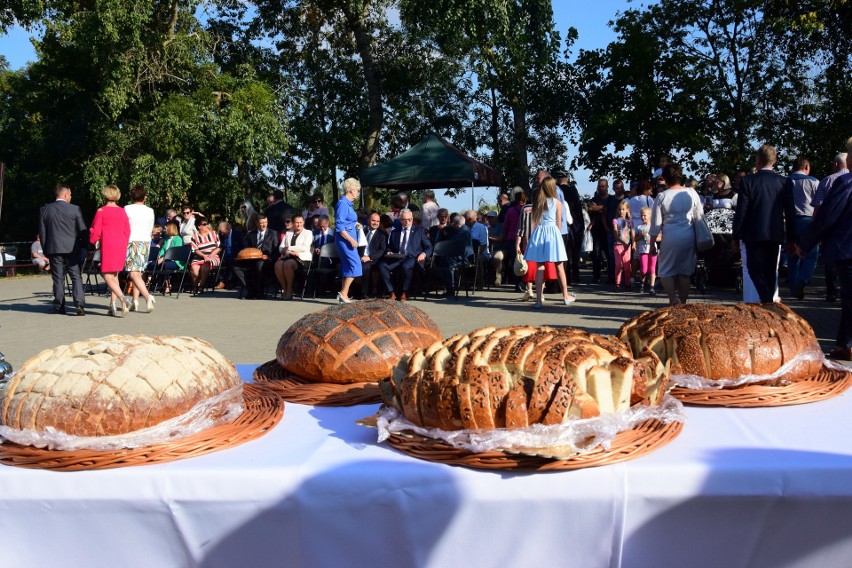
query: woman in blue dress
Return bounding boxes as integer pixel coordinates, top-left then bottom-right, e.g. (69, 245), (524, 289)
(524, 176), (575, 309)
(335, 177), (362, 303)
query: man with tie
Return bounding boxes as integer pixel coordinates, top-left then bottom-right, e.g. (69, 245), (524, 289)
(39, 184), (87, 315)
(360, 212), (388, 298)
(313, 215), (335, 268)
(379, 210), (431, 301)
(234, 215), (279, 299)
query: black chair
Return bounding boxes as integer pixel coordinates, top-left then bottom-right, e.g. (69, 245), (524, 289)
(150, 245), (192, 298)
(82, 250), (105, 295)
(426, 239), (469, 298)
(303, 242), (339, 299)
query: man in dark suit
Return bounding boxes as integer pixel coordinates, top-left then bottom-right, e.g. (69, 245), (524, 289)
(379, 209), (431, 301)
(263, 189), (299, 234)
(360, 212), (389, 298)
(216, 221), (246, 289)
(39, 184), (87, 315)
(555, 171), (585, 282)
(733, 144), (797, 303)
(233, 214), (280, 299)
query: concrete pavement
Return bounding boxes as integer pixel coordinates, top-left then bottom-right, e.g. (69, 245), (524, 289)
(0, 271), (843, 371)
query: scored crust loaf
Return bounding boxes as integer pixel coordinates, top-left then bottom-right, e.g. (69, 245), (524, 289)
(0, 335), (241, 437)
(380, 326), (669, 431)
(616, 303), (821, 383)
(276, 299), (443, 384)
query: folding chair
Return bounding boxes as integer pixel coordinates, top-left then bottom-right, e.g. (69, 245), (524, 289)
(82, 250), (104, 295)
(304, 242), (340, 299)
(151, 245), (192, 298)
(426, 239), (468, 298)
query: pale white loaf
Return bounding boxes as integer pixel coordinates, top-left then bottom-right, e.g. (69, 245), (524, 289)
(0, 335), (241, 437)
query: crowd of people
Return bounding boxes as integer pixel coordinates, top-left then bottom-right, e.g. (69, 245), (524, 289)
(32, 139), (852, 360)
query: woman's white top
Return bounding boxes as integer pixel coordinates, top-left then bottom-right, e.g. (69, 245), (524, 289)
(124, 203), (155, 242)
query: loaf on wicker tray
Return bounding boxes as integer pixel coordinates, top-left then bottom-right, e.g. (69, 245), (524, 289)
(380, 326), (669, 431)
(276, 299), (443, 384)
(0, 335), (241, 437)
(617, 303), (822, 384)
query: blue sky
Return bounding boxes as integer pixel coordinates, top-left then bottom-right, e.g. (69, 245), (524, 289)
(0, 1), (633, 206)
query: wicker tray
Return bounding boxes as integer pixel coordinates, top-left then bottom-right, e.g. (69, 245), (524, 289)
(253, 360), (382, 406)
(360, 416), (683, 472)
(671, 366), (852, 407)
(0, 384), (284, 471)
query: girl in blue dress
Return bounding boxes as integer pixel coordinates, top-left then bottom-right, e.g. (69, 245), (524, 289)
(524, 176), (575, 309)
(335, 178), (362, 303)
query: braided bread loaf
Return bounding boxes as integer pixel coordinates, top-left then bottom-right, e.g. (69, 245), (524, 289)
(381, 326), (669, 431)
(276, 299), (443, 384)
(617, 303), (821, 383)
(0, 335), (241, 437)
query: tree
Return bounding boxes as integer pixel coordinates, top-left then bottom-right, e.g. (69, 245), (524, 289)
(399, 0), (566, 189)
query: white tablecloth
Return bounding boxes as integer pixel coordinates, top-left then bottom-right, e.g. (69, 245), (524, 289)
(2, 365), (852, 567)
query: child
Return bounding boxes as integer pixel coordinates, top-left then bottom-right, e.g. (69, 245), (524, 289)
(634, 207), (658, 295)
(612, 201), (634, 290)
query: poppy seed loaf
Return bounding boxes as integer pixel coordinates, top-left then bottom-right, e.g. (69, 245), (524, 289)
(381, 326), (669, 431)
(0, 335), (241, 437)
(616, 303), (821, 383)
(276, 300), (443, 384)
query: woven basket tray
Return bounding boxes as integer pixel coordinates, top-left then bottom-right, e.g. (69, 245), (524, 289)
(671, 366), (852, 407)
(0, 383), (284, 471)
(360, 416), (683, 472)
(253, 360), (382, 406)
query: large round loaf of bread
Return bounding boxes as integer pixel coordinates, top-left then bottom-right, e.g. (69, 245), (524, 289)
(0, 335), (241, 437)
(616, 303), (822, 382)
(236, 247), (264, 260)
(276, 299), (443, 384)
(381, 326), (669, 431)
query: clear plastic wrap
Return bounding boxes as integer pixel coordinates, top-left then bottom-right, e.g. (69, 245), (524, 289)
(671, 342), (824, 390)
(0, 386), (244, 451)
(375, 394), (685, 457)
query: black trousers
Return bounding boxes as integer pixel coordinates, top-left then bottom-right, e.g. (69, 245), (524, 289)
(744, 241), (781, 303)
(49, 253), (84, 309)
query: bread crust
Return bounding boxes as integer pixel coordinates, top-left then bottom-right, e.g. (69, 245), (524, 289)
(276, 300), (443, 384)
(617, 303), (819, 384)
(382, 326), (667, 431)
(0, 335), (241, 437)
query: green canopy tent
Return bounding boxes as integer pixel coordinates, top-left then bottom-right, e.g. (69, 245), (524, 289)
(360, 133), (503, 206)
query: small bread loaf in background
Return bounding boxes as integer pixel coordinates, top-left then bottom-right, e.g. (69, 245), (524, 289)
(381, 326), (669, 431)
(617, 303), (821, 383)
(0, 335), (241, 437)
(276, 299), (443, 384)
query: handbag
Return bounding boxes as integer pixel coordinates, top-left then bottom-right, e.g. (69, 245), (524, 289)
(581, 229), (594, 253)
(694, 216), (714, 252)
(513, 252), (528, 276)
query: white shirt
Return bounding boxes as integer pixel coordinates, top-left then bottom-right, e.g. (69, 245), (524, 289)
(125, 203), (155, 242)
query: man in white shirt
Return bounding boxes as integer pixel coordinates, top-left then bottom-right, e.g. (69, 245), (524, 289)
(786, 156), (820, 299)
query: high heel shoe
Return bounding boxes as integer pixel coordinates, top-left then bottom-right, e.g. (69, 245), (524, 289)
(146, 296), (156, 313)
(120, 296), (130, 317)
(108, 302), (117, 317)
(533, 302), (543, 310)
(563, 293), (576, 305)
(130, 299), (138, 312)
(337, 293), (352, 304)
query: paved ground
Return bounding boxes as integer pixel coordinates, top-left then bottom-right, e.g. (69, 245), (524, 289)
(0, 270), (843, 371)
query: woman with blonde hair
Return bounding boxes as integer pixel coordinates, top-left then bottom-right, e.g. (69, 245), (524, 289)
(238, 199), (259, 232)
(523, 176), (575, 309)
(89, 184), (131, 316)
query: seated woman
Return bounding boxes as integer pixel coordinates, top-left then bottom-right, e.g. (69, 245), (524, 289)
(274, 214), (313, 299)
(150, 222), (185, 294)
(189, 215), (221, 294)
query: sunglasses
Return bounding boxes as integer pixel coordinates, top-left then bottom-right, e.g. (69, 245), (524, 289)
(183, 210), (192, 214)
(312, 200), (322, 204)
(198, 222), (208, 226)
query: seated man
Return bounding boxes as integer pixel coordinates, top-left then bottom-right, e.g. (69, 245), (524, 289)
(378, 209), (431, 301)
(233, 214), (279, 299)
(313, 214), (335, 268)
(465, 209), (490, 288)
(217, 221), (246, 289)
(360, 212), (389, 298)
(30, 234), (50, 273)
